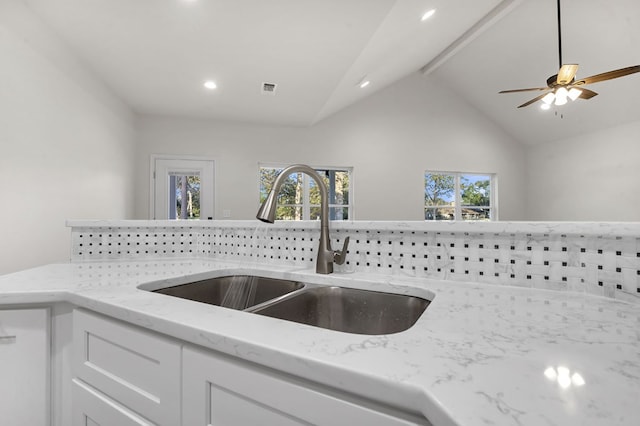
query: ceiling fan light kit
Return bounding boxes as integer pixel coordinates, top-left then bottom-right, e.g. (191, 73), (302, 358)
(499, 0), (640, 109)
(567, 88), (582, 101)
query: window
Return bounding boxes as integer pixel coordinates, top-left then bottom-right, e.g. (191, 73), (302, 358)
(259, 165), (352, 221)
(168, 174), (201, 219)
(424, 172), (495, 221)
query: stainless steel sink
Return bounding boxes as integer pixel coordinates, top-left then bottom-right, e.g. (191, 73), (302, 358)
(151, 275), (304, 310)
(147, 274), (431, 334)
(251, 286), (429, 335)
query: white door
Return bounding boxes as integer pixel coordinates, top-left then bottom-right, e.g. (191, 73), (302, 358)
(0, 309), (49, 426)
(152, 157), (215, 220)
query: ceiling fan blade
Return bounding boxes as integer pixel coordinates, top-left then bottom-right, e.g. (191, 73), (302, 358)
(577, 87), (598, 99)
(575, 65), (640, 85)
(517, 92), (551, 108)
(557, 64), (579, 85)
(499, 87), (548, 94)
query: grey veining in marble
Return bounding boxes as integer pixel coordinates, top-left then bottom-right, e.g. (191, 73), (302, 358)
(1, 258), (639, 426)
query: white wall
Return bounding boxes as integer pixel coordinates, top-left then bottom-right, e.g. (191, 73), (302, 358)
(526, 119), (640, 221)
(136, 72), (526, 221)
(136, 117), (308, 221)
(0, 3), (136, 275)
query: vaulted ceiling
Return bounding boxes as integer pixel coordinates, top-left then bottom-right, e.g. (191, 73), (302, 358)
(433, 0), (640, 144)
(22, 0), (640, 144)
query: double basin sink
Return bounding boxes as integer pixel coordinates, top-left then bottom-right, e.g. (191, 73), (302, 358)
(146, 275), (430, 335)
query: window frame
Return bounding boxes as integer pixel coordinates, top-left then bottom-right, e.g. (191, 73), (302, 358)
(258, 163), (353, 221)
(424, 171), (497, 221)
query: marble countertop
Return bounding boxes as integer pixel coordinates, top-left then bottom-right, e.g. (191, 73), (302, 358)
(1, 259), (638, 426)
(68, 219), (640, 237)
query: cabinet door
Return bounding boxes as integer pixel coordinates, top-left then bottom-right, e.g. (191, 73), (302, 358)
(183, 345), (425, 426)
(72, 379), (155, 426)
(0, 308), (49, 426)
(73, 309), (181, 426)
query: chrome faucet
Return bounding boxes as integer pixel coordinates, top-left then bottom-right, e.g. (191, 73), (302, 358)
(256, 164), (349, 274)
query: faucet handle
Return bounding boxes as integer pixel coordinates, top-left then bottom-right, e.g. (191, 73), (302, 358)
(333, 237), (350, 265)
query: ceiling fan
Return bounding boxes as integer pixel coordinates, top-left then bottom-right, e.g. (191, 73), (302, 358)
(499, 0), (640, 109)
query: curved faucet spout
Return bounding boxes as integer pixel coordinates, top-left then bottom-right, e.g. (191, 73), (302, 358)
(256, 164), (348, 274)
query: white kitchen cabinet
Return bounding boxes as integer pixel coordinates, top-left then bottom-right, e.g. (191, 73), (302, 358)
(0, 308), (49, 426)
(71, 309), (428, 426)
(72, 378), (154, 426)
(182, 344), (427, 426)
(72, 309), (181, 426)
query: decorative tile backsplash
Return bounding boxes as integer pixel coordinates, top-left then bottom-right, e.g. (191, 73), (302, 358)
(71, 227), (210, 259)
(68, 220), (640, 303)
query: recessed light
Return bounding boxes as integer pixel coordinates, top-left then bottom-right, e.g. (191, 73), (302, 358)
(204, 80), (217, 90)
(359, 80), (370, 89)
(421, 9), (436, 21)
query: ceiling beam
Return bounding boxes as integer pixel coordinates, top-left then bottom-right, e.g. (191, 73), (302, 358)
(420, 0), (525, 76)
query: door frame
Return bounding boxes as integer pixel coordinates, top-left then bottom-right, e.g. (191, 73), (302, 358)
(149, 154), (216, 220)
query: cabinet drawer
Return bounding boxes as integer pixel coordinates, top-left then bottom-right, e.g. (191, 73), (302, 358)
(73, 309), (180, 426)
(183, 345), (427, 426)
(72, 378), (155, 426)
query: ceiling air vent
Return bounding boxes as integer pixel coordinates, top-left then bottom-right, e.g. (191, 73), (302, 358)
(261, 82), (277, 95)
